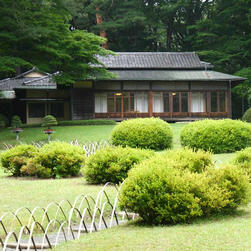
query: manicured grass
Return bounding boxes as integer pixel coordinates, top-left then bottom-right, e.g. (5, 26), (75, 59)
(0, 125), (115, 149)
(0, 121), (249, 249)
(0, 175), (116, 237)
(54, 204), (251, 251)
(169, 122), (186, 149)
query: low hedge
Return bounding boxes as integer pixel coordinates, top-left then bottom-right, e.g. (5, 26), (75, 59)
(0, 145), (38, 176)
(21, 120), (116, 128)
(180, 119), (251, 153)
(22, 123), (42, 128)
(232, 147), (251, 178)
(58, 120), (116, 126)
(83, 146), (154, 184)
(242, 108), (251, 122)
(119, 157), (249, 225)
(111, 118), (173, 151)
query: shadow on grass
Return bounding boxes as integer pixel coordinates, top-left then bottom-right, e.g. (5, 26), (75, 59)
(125, 204), (251, 229)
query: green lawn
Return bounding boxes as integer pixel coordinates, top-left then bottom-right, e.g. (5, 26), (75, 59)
(0, 125), (115, 149)
(0, 122), (247, 249)
(54, 204), (251, 251)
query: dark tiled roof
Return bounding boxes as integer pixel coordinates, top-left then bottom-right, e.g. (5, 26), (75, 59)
(100, 70), (246, 82)
(96, 52), (213, 70)
(18, 76), (57, 89)
(0, 69), (56, 91)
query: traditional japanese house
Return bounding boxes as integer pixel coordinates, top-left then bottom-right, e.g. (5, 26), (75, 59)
(0, 52), (246, 124)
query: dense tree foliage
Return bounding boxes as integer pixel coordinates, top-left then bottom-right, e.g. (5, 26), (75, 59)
(66, 0), (250, 116)
(0, 0), (250, 115)
(0, 0), (112, 84)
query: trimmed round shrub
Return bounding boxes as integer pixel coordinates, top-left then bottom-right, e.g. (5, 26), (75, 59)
(242, 108), (251, 122)
(42, 115), (58, 128)
(0, 113), (8, 128)
(111, 118), (173, 150)
(0, 145), (38, 176)
(119, 160), (249, 225)
(84, 146), (154, 184)
(21, 142), (86, 178)
(161, 148), (213, 173)
(11, 115), (22, 128)
(232, 147), (251, 178)
(180, 119), (251, 154)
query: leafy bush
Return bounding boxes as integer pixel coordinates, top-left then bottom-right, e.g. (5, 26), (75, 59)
(58, 120), (116, 126)
(84, 146), (154, 184)
(162, 148), (213, 173)
(42, 115), (58, 128)
(21, 142), (86, 178)
(242, 108), (251, 122)
(0, 113), (8, 128)
(119, 156), (249, 225)
(111, 118), (173, 150)
(0, 145), (38, 176)
(180, 119), (251, 153)
(206, 165), (249, 212)
(11, 115), (22, 128)
(119, 165), (203, 224)
(232, 147), (251, 178)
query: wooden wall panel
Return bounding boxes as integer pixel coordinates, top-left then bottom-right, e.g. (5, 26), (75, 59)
(72, 89), (94, 120)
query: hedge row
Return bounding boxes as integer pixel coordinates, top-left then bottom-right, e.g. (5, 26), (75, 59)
(58, 120), (116, 126)
(22, 119), (116, 128)
(0, 142), (85, 178)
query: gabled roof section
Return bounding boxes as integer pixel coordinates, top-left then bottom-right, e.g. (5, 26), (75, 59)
(96, 52), (213, 70)
(0, 68), (57, 91)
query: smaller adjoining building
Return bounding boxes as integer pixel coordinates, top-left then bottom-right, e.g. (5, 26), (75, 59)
(0, 52), (246, 124)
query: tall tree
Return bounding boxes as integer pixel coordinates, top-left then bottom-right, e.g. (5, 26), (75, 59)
(0, 0), (111, 84)
(190, 0), (251, 73)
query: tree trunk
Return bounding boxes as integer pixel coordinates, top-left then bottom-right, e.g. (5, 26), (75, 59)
(96, 7), (108, 49)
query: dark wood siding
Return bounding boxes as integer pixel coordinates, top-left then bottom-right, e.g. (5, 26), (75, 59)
(71, 89), (94, 120)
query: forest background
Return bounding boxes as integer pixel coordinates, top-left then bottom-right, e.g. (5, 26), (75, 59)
(0, 0), (250, 118)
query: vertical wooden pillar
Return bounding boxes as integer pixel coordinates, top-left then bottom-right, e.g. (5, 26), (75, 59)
(217, 92), (220, 112)
(227, 81), (232, 118)
(188, 92), (192, 117)
(179, 93), (182, 112)
(207, 92), (211, 114)
(188, 83), (191, 117)
(70, 87), (74, 120)
(170, 93), (173, 118)
(149, 91), (153, 117)
(121, 94), (124, 119)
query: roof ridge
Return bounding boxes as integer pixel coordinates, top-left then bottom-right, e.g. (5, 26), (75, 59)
(0, 78), (11, 84)
(23, 71), (58, 85)
(14, 67), (37, 79)
(113, 52), (196, 54)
